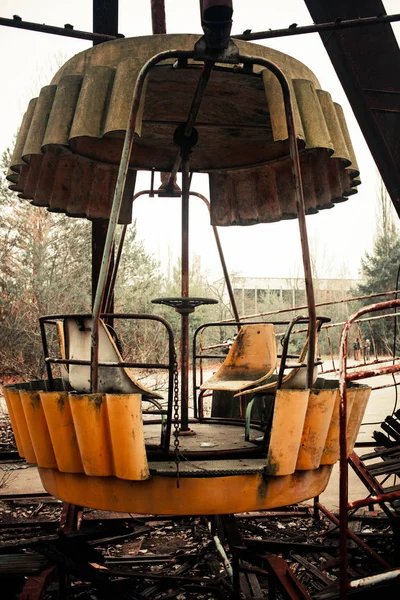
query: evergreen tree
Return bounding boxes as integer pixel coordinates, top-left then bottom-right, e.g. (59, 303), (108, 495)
(0, 148), (160, 378)
(357, 182), (400, 355)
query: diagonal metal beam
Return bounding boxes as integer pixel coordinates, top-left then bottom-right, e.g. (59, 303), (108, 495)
(304, 0), (400, 215)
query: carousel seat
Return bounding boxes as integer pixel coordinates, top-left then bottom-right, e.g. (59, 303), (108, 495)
(64, 317), (163, 399)
(234, 326), (324, 442)
(235, 317), (329, 401)
(55, 321), (69, 386)
(235, 336), (322, 399)
(200, 324), (277, 393)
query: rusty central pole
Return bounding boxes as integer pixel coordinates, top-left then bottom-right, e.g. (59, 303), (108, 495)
(91, 1), (118, 315)
(151, 0), (166, 34)
(180, 157), (191, 432)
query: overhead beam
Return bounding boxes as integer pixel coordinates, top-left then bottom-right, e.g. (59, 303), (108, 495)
(304, 0), (400, 216)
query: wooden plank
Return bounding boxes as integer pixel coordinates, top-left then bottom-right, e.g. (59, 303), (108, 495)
(0, 553), (49, 575)
(360, 445), (400, 461)
(291, 554), (333, 586)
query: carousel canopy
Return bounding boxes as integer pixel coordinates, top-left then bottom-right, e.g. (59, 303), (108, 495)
(8, 34), (360, 226)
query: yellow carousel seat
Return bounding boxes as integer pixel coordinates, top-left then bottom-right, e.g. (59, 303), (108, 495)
(235, 324), (323, 399)
(200, 324), (277, 393)
(64, 317), (162, 399)
(3, 379), (151, 481)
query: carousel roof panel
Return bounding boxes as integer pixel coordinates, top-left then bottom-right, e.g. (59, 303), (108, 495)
(8, 34), (360, 225)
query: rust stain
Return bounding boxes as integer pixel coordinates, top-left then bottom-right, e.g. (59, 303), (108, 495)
(257, 472), (269, 500)
(56, 394), (65, 412)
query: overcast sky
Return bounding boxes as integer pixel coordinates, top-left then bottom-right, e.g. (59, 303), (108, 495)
(1, 0), (399, 283)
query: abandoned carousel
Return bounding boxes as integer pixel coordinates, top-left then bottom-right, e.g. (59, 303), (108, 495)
(2, 8), (371, 515)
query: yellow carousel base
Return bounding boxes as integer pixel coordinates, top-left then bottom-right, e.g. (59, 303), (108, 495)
(38, 464), (333, 515)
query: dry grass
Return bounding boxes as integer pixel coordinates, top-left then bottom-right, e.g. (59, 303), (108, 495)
(0, 469), (16, 490)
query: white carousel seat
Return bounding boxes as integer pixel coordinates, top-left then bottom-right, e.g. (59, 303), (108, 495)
(56, 321), (69, 386)
(63, 317), (163, 399)
(200, 324), (277, 393)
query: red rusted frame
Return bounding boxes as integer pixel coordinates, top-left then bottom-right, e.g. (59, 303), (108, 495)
(19, 566), (57, 600)
(338, 299), (400, 594)
(322, 355), (400, 379)
(256, 553), (312, 600)
(348, 451), (395, 520)
(348, 490), (400, 511)
(315, 502), (391, 570)
(347, 362), (400, 382)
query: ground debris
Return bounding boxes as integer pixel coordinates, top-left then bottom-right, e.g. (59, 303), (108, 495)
(0, 502), (396, 598)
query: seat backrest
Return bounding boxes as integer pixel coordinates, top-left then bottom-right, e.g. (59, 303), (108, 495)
(281, 327), (321, 390)
(223, 324), (276, 375)
(64, 317), (162, 398)
(56, 321), (69, 386)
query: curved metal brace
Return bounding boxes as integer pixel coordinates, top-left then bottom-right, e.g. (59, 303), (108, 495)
(90, 48), (194, 392)
(338, 297), (400, 591)
(238, 52), (317, 391)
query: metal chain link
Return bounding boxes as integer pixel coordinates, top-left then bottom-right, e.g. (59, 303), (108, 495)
(172, 353), (180, 488)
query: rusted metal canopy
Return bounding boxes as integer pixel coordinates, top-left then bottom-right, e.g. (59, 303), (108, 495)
(8, 34), (360, 225)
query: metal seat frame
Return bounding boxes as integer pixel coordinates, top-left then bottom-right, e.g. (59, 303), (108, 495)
(39, 312), (176, 455)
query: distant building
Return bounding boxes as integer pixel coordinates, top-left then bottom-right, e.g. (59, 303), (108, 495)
(224, 276), (361, 315)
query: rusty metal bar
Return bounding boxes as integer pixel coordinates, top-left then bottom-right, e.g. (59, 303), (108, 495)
(190, 192), (240, 323)
(221, 289), (400, 323)
(239, 53), (317, 389)
(131, 189), (240, 324)
(2, 13), (399, 45)
(104, 225), (127, 314)
(348, 490), (400, 511)
(233, 13), (400, 41)
(346, 362), (400, 382)
(89, 48), (193, 393)
(151, 0), (166, 34)
(315, 502), (391, 569)
(0, 15), (121, 41)
(348, 451), (394, 521)
(371, 381), (400, 391)
(180, 158), (191, 432)
(166, 60), (214, 191)
(324, 310), (400, 330)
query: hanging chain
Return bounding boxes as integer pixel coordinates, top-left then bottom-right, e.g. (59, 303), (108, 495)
(172, 352), (180, 488)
